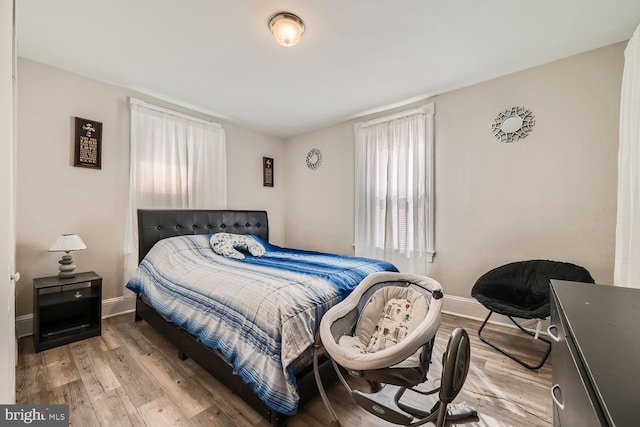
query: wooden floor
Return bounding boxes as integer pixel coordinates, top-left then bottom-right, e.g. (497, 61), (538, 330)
(17, 313), (552, 427)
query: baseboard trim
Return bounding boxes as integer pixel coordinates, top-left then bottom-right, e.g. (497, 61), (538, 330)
(16, 296), (136, 338)
(16, 294), (545, 338)
(15, 314), (33, 339)
(102, 295), (136, 319)
(442, 294), (549, 334)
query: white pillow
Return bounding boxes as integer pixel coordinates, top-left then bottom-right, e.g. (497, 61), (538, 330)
(210, 233), (266, 259)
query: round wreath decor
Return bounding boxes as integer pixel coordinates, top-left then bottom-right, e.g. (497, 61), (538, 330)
(305, 148), (323, 170)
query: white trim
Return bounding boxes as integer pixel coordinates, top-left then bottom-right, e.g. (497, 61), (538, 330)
(425, 108), (435, 263)
(102, 296), (136, 319)
(129, 97), (222, 128)
(15, 314), (32, 339)
(425, 251), (435, 263)
(16, 293), (546, 338)
(357, 103), (434, 129)
(442, 294), (549, 334)
(16, 296), (136, 338)
(349, 95), (437, 122)
(442, 294), (494, 321)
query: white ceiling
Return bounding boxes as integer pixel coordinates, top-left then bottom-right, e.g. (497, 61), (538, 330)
(16, 0), (640, 138)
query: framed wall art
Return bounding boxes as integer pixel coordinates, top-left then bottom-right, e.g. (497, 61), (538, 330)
(74, 117), (102, 169)
(263, 156), (274, 187)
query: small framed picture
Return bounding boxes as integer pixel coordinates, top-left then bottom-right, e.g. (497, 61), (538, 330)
(263, 157), (274, 187)
(74, 117), (102, 169)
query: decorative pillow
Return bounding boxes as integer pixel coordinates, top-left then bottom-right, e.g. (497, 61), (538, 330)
(210, 233), (266, 259)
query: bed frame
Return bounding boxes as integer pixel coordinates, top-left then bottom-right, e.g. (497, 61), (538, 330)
(133, 209), (335, 426)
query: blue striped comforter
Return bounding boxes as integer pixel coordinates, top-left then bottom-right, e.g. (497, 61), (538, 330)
(125, 234), (397, 415)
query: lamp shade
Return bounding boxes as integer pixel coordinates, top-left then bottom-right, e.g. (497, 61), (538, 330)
(269, 12), (305, 47)
(48, 234), (87, 252)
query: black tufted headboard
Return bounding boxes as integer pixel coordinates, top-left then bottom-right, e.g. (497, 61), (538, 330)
(137, 209), (269, 263)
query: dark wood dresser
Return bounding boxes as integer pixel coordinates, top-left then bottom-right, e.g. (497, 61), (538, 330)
(549, 280), (640, 426)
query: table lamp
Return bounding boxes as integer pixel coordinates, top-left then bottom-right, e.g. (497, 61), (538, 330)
(48, 234), (87, 278)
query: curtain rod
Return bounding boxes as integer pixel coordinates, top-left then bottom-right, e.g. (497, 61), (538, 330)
(129, 97), (222, 128)
(357, 103), (434, 128)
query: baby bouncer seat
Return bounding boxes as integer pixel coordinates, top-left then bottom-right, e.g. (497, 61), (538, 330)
(314, 272), (471, 426)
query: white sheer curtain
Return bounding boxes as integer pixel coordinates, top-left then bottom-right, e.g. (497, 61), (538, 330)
(354, 104), (434, 275)
(124, 98), (227, 280)
(615, 24), (640, 288)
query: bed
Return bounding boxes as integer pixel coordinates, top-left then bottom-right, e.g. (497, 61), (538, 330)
(126, 209), (398, 425)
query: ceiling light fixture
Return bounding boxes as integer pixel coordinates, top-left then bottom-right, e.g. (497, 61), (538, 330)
(269, 12), (305, 47)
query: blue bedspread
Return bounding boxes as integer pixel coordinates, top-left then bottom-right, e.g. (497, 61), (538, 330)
(126, 234), (397, 415)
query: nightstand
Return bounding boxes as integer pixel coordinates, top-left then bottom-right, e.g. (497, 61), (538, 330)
(33, 271), (102, 352)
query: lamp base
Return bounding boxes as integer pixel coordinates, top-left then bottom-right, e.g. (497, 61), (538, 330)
(58, 254), (77, 279)
(58, 271), (77, 279)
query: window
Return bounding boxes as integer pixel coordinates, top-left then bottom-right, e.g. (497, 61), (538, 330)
(124, 98), (227, 280)
(354, 104), (434, 274)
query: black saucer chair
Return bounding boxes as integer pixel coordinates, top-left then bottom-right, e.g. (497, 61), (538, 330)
(471, 260), (594, 370)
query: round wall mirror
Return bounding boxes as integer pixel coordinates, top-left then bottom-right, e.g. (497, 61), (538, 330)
(491, 107), (535, 143)
(306, 148), (322, 170)
(500, 115), (524, 133)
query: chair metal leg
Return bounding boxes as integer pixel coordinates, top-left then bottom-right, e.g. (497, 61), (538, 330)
(477, 311), (551, 370)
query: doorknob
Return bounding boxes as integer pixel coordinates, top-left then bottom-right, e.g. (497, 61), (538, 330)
(10, 272), (20, 282)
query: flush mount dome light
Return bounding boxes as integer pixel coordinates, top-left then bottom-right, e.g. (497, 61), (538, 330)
(269, 12), (305, 47)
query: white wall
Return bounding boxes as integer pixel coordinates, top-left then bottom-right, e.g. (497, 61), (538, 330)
(15, 59), (285, 317)
(284, 42), (624, 301)
(15, 41), (625, 321)
(283, 120), (355, 254)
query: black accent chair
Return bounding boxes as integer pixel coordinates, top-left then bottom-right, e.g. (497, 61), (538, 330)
(471, 260), (594, 370)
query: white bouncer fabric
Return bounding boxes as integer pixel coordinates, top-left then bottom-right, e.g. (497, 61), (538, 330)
(320, 272), (443, 371)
